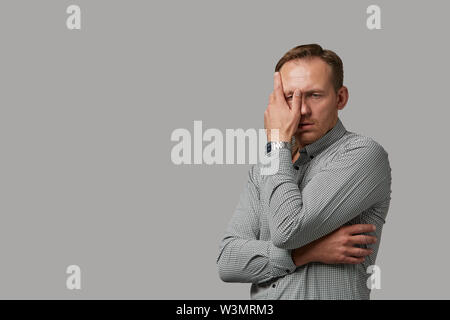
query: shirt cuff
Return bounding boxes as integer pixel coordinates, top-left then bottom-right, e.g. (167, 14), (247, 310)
(269, 242), (297, 278)
(265, 147), (296, 176)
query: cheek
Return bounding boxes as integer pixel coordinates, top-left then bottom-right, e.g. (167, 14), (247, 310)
(309, 99), (326, 114)
(314, 98), (335, 114)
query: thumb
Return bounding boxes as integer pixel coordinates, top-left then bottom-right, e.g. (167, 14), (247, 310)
(292, 89), (302, 113)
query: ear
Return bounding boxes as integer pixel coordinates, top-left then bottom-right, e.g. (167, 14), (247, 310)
(336, 86), (349, 110)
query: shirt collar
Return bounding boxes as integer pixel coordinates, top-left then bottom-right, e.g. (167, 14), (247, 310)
(294, 117), (347, 164)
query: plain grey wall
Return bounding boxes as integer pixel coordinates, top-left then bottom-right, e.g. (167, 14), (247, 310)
(0, 0), (448, 299)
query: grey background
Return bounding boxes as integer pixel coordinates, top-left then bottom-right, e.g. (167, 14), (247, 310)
(0, 0), (448, 299)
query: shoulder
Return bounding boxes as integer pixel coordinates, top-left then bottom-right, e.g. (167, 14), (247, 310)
(340, 131), (389, 159)
(334, 132), (390, 172)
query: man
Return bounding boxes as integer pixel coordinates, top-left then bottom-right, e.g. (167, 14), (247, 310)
(216, 44), (392, 299)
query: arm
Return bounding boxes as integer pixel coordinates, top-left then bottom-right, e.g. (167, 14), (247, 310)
(216, 164), (297, 285)
(291, 223), (378, 266)
(261, 138), (391, 250)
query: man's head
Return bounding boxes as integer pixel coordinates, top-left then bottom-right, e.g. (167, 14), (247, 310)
(275, 44), (348, 150)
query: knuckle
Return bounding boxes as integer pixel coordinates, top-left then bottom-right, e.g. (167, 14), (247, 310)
(341, 237), (350, 246)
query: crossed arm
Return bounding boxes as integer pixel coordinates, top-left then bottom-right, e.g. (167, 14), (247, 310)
(216, 164), (297, 284)
(216, 139), (391, 284)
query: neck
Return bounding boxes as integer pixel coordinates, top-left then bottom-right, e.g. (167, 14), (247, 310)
(291, 139), (302, 163)
(292, 151), (300, 163)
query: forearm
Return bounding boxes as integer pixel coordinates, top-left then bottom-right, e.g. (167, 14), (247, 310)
(261, 147), (311, 248)
(217, 237), (297, 284)
(290, 242), (315, 267)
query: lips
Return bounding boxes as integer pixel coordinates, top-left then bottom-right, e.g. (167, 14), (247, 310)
(298, 122), (314, 130)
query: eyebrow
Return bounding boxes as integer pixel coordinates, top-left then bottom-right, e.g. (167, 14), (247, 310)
(284, 89), (326, 95)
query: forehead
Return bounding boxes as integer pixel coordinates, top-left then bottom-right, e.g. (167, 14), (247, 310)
(279, 57), (332, 93)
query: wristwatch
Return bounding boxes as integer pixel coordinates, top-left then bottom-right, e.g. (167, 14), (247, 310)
(266, 141), (292, 155)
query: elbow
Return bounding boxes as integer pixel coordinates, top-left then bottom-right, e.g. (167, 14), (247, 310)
(271, 219), (309, 249)
(272, 235), (290, 250)
(218, 270), (232, 283)
(271, 230), (298, 250)
(217, 259), (234, 283)
(216, 248), (236, 283)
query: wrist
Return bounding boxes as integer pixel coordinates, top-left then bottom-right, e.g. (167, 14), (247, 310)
(266, 141), (292, 155)
(266, 130), (292, 143)
(291, 246), (314, 267)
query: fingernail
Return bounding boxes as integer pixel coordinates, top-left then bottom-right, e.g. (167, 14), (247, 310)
(274, 72), (279, 77)
(372, 225), (376, 231)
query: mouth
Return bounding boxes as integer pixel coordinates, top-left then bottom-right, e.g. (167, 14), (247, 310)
(298, 123), (314, 128)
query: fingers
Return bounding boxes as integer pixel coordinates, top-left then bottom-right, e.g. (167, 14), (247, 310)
(268, 92), (275, 104)
(344, 223), (376, 235)
(346, 247), (374, 257)
(273, 72), (285, 100)
(342, 256), (365, 265)
(291, 89), (302, 113)
(349, 235), (377, 245)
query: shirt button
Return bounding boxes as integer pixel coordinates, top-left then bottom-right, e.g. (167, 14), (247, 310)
(272, 284), (276, 288)
(285, 269), (290, 273)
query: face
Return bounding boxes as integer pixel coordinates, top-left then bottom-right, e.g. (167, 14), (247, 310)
(279, 57), (348, 148)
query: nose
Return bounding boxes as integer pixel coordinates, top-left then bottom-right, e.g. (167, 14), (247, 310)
(299, 97), (311, 115)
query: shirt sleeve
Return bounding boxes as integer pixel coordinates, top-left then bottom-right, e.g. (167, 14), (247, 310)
(216, 164), (297, 285)
(260, 138), (392, 250)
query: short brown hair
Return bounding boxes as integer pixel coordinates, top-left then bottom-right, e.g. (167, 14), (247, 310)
(275, 44), (344, 93)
